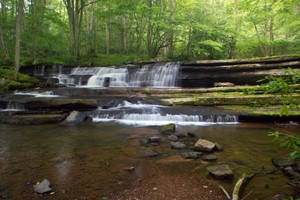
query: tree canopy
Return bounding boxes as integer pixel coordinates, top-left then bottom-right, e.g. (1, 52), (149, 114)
(1, 0), (299, 65)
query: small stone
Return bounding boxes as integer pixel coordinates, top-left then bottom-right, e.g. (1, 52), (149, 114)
(34, 179), (52, 194)
(207, 164), (234, 179)
(149, 136), (161, 143)
(181, 152), (202, 159)
(152, 187), (158, 191)
(167, 135), (179, 142)
(194, 139), (216, 152)
(123, 166), (135, 172)
(201, 154), (217, 162)
(170, 142), (186, 150)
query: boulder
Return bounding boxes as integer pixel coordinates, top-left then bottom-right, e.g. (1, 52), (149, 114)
(167, 135), (179, 142)
(207, 164), (234, 179)
(181, 152), (202, 159)
(63, 111), (92, 124)
(194, 139), (216, 152)
(160, 124), (175, 134)
(201, 154), (217, 162)
(170, 142), (186, 150)
(34, 179), (52, 194)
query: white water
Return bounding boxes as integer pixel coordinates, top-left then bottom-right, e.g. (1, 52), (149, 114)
(13, 91), (62, 98)
(39, 62), (180, 88)
(92, 101), (238, 126)
(1, 101), (26, 111)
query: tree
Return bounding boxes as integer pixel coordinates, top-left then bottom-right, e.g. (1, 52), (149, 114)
(63, 0), (86, 58)
(14, 0), (24, 80)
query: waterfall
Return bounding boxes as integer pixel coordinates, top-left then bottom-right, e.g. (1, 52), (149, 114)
(32, 62), (180, 88)
(92, 100), (238, 126)
(87, 67), (129, 87)
(4, 101), (25, 111)
(129, 62), (180, 87)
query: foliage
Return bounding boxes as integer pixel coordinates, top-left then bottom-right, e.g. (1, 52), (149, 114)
(269, 131), (300, 160)
(259, 68), (300, 115)
(1, 0), (300, 66)
(260, 68), (300, 160)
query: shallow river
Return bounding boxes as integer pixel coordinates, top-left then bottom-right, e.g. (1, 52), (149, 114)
(0, 122), (295, 199)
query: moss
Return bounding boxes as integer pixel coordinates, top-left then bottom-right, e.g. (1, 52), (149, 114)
(217, 105), (300, 116)
(0, 66), (40, 90)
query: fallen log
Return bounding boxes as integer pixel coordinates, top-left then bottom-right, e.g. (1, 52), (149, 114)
(232, 173), (255, 200)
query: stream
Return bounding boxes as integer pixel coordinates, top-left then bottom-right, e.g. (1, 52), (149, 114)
(0, 120), (294, 199)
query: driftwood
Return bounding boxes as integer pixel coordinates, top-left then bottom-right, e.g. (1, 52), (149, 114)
(219, 173), (255, 200)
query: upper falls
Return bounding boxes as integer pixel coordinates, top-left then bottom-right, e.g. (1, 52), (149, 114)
(41, 62), (180, 88)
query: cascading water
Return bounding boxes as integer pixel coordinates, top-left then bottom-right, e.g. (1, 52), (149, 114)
(36, 62), (180, 88)
(91, 100), (238, 126)
(1, 101), (26, 111)
(128, 62), (180, 87)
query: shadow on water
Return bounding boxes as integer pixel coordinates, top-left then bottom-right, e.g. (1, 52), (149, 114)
(0, 122), (294, 199)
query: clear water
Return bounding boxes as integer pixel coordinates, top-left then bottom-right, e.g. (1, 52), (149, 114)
(0, 122), (293, 199)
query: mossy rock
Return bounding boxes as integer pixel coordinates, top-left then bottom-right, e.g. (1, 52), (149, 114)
(159, 123), (176, 134)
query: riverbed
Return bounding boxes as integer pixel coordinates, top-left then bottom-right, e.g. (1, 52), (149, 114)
(0, 122), (294, 199)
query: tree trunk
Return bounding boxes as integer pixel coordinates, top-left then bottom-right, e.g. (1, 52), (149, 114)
(146, 0), (153, 57)
(252, 19), (266, 56)
(63, 0), (85, 59)
(105, 22), (110, 54)
(269, 17), (274, 56)
(0, 0), (9, 59)
(14, 0), (25, 80)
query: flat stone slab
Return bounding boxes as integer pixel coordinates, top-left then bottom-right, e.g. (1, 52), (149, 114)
(207, 164), (234, 179)
(194, 139), (216, 152)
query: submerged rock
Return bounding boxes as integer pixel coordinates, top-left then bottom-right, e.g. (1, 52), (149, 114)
(194, 139), (216, 152)
(167, 135), (179, 142)
(170, 142), (186, 150)
(137, 147), (159, 158)
(207, 164), (233, 179)
(201, 154), (217, 162)
(160, 124), (175, 134)
(181, 152), (202, 159)
(148, 136), (161, 143)
(272, 158), (295, 168)
(34, 179), (52, 194)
